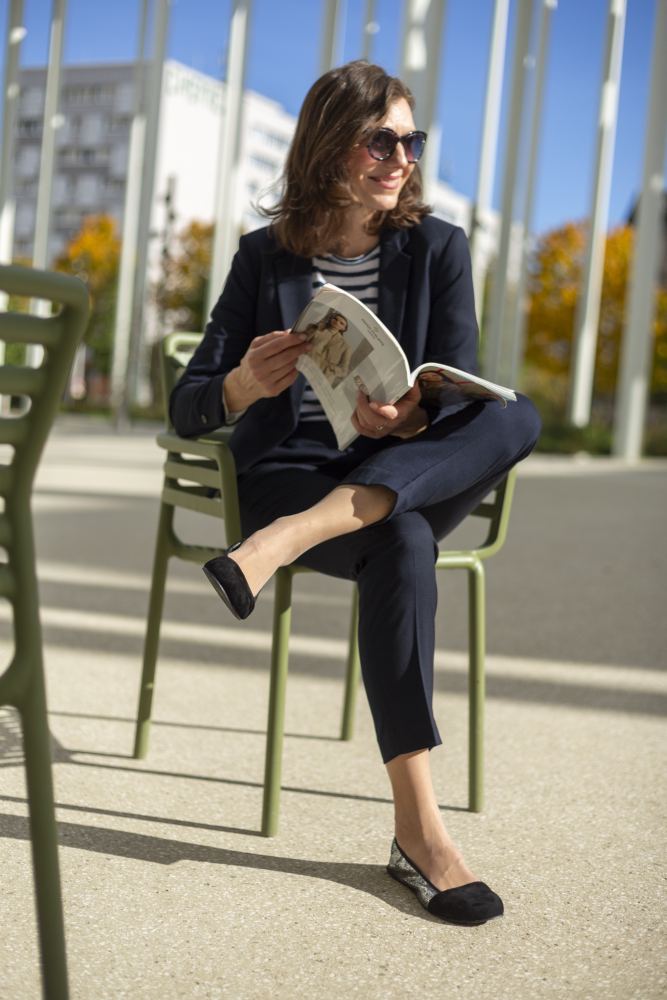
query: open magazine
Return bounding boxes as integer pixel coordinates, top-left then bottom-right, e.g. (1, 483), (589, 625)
(294, 283), (517, 449)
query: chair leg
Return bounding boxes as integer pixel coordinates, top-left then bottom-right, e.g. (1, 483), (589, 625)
(261, 567), (293, 837)
(340, 586), (361, 741)
(467, 560), (485, 813)
(133, 503), (173, 759)
(21, 667), (69, 1000)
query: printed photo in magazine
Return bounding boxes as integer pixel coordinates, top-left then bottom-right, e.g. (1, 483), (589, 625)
(294, 284), (517, 449)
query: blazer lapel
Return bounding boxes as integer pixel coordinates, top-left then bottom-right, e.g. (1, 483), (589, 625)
(272, 249), (313, 423)
(274, 251), (313, 328)
(377, 228), (411, 340)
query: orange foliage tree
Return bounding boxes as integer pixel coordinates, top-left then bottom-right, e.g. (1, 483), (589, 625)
(54, 214), (121, 376)
(524, 221), (667, 410)
(155, 220), (213, 333)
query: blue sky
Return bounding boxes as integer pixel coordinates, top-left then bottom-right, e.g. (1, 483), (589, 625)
(0, 0), (660, 235)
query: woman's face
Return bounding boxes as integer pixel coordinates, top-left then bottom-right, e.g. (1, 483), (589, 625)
(331, 314), (348, 334)
(346, 97), (417, 217)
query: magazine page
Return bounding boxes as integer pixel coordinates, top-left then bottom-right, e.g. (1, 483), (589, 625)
(410, 363), (517, 408)
(294, 284), (411, 449)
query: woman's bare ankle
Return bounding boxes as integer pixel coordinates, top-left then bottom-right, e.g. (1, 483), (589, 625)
(227, 519), (303, 595)
(394, 817), (477, 892)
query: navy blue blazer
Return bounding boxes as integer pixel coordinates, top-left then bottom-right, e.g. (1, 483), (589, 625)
(170, 214), (479, 474)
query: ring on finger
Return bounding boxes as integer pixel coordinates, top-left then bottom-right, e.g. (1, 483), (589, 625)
(375, 424), (384, 431)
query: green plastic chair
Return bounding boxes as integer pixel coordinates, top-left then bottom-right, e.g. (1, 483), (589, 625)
(0, 264), (89, 1000)
(134, 332), (516, 836)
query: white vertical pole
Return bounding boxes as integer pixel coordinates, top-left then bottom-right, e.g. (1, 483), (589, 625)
(124, 0), (170, 413)
(469, 0), (510, 328)
(361, 0), (378, 61)
(0, 0), (25, 399)
(0, 0), (25, 268)
(206, 0), (252, 321)
(400, 0), (447, 201)
(568, 0), (626, 426)
(483, 0), (534, 383)
(612, 0), (667, 460)
(32, 0), (67, 268)
(109, 0), (150, 423)
(508, 0), (556, 385)
(31, 0), (65, 272)
(320, 0), (345, 73)
(0, 0), (25, 329)
(27, 0), (66, 366)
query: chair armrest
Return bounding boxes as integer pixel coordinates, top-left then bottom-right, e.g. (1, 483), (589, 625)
(156, 430), (235, 462)
(156, 430), (241, 545)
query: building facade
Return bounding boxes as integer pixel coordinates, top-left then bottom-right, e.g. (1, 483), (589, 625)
(13, 59), (483, 266)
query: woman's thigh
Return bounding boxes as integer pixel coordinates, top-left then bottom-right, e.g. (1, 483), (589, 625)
(237, 462), (437, 582)
(339, 394), (540, 520)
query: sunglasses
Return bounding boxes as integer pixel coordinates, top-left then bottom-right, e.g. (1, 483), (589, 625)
(366, 127), (428, 163)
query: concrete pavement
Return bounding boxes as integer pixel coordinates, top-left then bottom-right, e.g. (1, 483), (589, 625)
(1, 419), (665, 999)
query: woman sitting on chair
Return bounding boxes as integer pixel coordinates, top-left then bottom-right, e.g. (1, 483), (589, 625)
(170, 60), (541, 926)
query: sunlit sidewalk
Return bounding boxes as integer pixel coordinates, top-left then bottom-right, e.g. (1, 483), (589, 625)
(1, 418), (665, 1000)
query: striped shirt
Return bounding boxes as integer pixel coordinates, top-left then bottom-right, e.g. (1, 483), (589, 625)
(299, 244), (381, 424)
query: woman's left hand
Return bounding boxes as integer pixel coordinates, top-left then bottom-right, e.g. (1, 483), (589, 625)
(352, 385), (429, 440)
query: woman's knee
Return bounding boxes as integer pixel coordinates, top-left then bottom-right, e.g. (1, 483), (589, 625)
(516, 393), (542, 448)
(496, 393), (541, 464)
(360, 511), (437, 578)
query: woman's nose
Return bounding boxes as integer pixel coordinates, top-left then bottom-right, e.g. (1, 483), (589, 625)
(390, 140), (410, 168)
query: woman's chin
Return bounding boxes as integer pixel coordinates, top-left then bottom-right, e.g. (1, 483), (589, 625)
(365, 192), (401, 213)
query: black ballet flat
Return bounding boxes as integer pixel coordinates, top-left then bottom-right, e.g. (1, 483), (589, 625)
(202, 542), (256, 620)
(386, 838), (504, 926)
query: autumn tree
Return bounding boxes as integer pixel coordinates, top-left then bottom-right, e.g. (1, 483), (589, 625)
(155, 220), (213, 333)
(54, 214), (121, 377)
(524, 221), (667, 412)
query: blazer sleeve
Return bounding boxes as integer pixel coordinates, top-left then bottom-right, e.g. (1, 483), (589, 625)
(169, 234), (261, 437)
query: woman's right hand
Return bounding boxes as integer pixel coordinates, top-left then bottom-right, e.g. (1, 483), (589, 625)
(223, 330), (310, 411)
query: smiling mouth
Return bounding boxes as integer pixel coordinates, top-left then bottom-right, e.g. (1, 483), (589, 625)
(370, 175), (403, 189)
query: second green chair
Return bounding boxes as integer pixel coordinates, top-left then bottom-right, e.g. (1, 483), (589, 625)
(0, 264), (89, 1000)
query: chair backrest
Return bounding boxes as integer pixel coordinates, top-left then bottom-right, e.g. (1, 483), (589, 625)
(160, 331), (203, 425)
(0, 265), (89, 503)
(0, 264), (89, 705)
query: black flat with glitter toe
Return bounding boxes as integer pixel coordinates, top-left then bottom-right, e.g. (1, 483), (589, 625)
(386, 838), (504, 926)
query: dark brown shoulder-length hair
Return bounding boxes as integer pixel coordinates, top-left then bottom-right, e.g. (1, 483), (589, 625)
(260, 60), (431, 257)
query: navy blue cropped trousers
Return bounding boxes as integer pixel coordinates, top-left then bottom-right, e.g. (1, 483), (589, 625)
(237, 395), (541, 764)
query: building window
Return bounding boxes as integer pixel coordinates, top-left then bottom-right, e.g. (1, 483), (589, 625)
(250, 125), (290, 152)
(63, 83), (115, 106)
(110, 114), (132, 133)
(249, 153), (279, 173)
(21, 87), (44, 115)
(16, 178), (38, 196)
(17, 118), (41, 137)
(18, 146), (40, 176)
